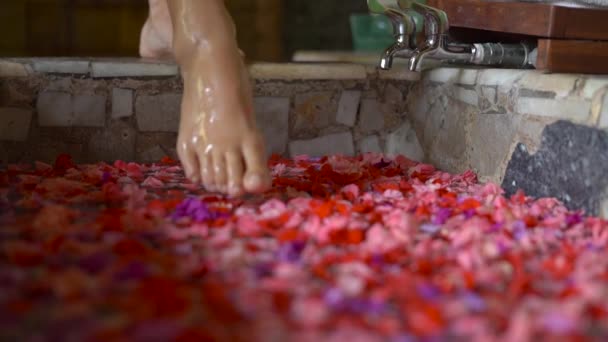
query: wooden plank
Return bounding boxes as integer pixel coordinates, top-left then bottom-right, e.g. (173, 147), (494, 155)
(536, 39), (608, 74)
(427, 0), (608, 41)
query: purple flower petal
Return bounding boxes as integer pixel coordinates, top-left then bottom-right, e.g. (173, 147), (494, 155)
(432, 208), (452, 225)
(171, 197), (220, 222)
(542, 313), (576, 334)
(276, 241), (306, 263)
(417, 283), (440, 300)
(566, 213), (583, 226)
(462, 292), (486, 312)
(101, 171), (112, 183)
(323, 288), (345, 309)
(79, 252), (112, 274)
(374, 159), (392, 169)
(420, 224), (440, 234)
(114, 261), (149, 281)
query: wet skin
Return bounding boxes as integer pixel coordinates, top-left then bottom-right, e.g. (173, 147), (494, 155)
(140, 0), (271, 196)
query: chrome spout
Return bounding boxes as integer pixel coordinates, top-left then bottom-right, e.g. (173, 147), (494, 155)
(406, 2), (449, 71)
(380, 41), (408, 70)
(378, 7), (419, 70)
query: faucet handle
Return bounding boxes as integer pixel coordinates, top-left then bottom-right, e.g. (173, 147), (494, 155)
(367, 0), (424, 38)
(399, 0), (449, 34)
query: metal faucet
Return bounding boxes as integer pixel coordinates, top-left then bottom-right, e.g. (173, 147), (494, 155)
(368, 0), (534, 72)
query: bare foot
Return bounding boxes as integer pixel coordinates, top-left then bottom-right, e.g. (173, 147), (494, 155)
(178, 67), (272, 196)
(139, 0), (173, 59)
(143, 0), (271, 196)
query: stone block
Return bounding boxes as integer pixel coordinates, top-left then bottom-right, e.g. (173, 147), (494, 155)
(469, 113), (517, 180)
(0, 108), (32, 141)
(135, 94), (181, 132)
(254, 97), (290, 155)
(359, 135), (382, 154)
(0, 60), (29, 77)
(139, 145), (167, 163)
(112, 88), (133, 119)
(384, 84), (403, 105)
(583, 77), (608, 99)
(515, 97), (591, 122)
(249, 63), (366, 80)
(426, 68), (478, 85)
(454, 87), (478, 106)
(502, 121), (608, 216)
(599, 92), (608, 129)
(91, 60), (179, 78)
(478, 69), (525, 86)
(33, 59), (90, 74)
(293, 91), (335, 133)
(289, 132), (354, 157)
(385, 120), (424, 162)
(87, 121), (136, 162)
(359, 99), (385, 133)
(335, 91), (361, 127)
(72, 94), (106, 127)
(518, 72), (578, 98)
(37, 91), (72, 126)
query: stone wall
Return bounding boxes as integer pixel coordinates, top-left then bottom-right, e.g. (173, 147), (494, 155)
(0, 58), (417, 165)
(3, 58), (608, 217)
(408, 68), (608, 217)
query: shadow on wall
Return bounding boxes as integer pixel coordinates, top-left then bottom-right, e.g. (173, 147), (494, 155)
(283, 0), (369, 59)
(0, 0), (367, 61)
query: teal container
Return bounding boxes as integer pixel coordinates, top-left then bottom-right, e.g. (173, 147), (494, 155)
(350, 14), (395, 52)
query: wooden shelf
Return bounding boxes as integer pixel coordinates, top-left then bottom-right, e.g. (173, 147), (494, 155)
(428, 0), (608, 41)
(426, 0), (608, 74)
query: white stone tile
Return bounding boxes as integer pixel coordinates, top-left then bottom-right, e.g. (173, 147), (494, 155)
(72, 94), (107, 127)
(601, 197), (608, 220)
(426, 68), (478, 85)
(359, 99), (385, 132)
(33, 60), (90, 74)
(515, 97), (591, 122)
(385, 121), (424, 162)
(480, 86), (497, 103)
(293, 92), (334, 132)
(254, 97), (290, 155)
(582, 77), (608, 99)
(598, 92), (608, 129)
(91, 60), (179, 78)
(454, 87), (479, 106)
(37, 91), (73, 127)
(0, 108), (32, 141)
(518, 72), (578, 98)
(335, 91), (361, 127)
(0, 60), (30, 77)
(289, 132), (354, 157)
(249, 63), (366, 80)
(478, 69), (526, 86)
(359, 135), (382, 153)
(112, 88), (134, 119)
(135, 94), (181, 132)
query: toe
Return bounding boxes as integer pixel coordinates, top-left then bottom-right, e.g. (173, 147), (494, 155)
(177, 141), (200, 184)
(199, 153), (216, 192)
(242, 136), (271, 193)
(226, 151), (244, 197)
(213, 152), (228, 194)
